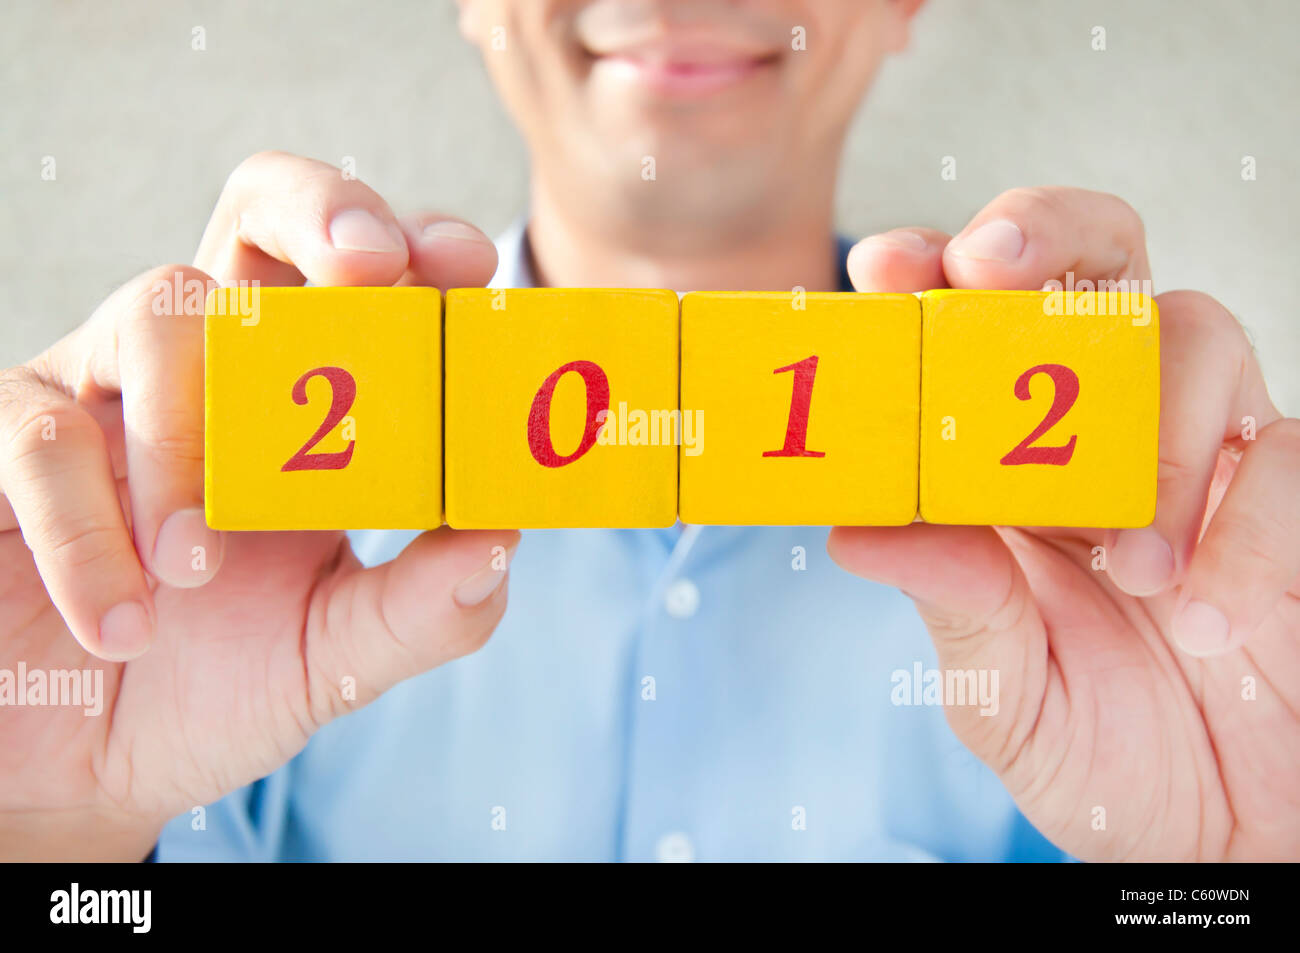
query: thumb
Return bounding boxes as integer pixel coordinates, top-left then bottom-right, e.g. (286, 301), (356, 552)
(827, 524), (1047, 765)
(306, 527), (519, 720)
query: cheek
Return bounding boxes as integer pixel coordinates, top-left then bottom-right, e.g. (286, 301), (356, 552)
(791, 1), (891, 119)
(477, 4), (587, 130)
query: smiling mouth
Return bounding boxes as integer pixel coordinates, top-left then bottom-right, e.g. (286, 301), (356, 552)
(582, 33), (782, 99)
(593, 53), (779, 96)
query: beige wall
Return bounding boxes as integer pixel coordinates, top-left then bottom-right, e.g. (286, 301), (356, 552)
(4, 0), (1297, 412)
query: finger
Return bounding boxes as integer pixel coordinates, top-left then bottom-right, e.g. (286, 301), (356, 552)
(942, 186), (1151, 290)
(827, 523), (1046, 764)
(303, 528), (520, 722)
(1170, 417), (1300, 657)
(0, 367), (154, 660)
(392, 212), (499, 289)
(111, 266), (224, 588)
(1105, 291), (1280, 597)
(846, 227), (951, 292)
(194, 151), (410, 287)
(0, 407), (124, 533)
(40, 265), (225, 590)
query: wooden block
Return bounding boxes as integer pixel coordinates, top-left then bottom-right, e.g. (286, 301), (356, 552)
(444, 288), (678, 528)
(918, 289), (1159, 527)
(204, 286), (442, 530)
(679, 291), (920, 525)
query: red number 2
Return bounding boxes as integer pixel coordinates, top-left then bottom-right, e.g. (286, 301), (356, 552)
(763, 355), (826, 458)
(282, 366), (357, 472)
(999, 363), (1078, 466)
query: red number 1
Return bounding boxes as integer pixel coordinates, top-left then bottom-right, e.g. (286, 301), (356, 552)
(763, 355), (826, 458)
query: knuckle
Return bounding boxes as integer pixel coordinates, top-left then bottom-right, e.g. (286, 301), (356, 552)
(1161, 290), (1250, 356)
(1109, 193), (1146, 241)
(1257, 416), (1300, 458)
(134, 262), (207, 290)
(137, 419), (204, 467)
(32, 520), (126, 572)
(298, 167), (379, 221)
(221, 152), (367, 242)
(221, 151), (321, 221)
(227, 151), (349, 202)
(989, 187), (1146, 247)
(1159, 288), (1232, 327)
(991, 186), (1062, 220)
(300, 162), (351, 191)
(924, 560), (1030, 646)
(1071, 188), (1146, 240)
(225, 149), (294, 191)
(0, 365), (43, 415)
(2, 400), (101, 471)
(1204, 509), (1281, 581)
(1154, 452), (1200, 497)
(121, 264), (213, 320)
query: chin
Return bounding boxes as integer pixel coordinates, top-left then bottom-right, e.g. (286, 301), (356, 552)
(584, 145), (784, 238)
(588, 91), (787, 165)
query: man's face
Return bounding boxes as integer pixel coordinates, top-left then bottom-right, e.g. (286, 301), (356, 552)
(458, 0), (919, 245)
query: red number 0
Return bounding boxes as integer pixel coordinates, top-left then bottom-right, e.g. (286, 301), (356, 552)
(527, 360), (610, 468)
(281, 366), (357, 472)
(763, 355), (826, 458)
(999, 363), (1078, 466)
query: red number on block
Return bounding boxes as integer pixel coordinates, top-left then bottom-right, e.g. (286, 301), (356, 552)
(527, 360), (610, 468)
(763, 355), (826, 458)
(282, 366), (357, 472)
(999, 363), (1079, 466)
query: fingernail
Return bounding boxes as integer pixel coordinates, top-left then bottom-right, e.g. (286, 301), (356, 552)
(1172, 600), (1232, 657)
(1108, 527), (1175, 596)
(329, 208), (406, 253)
(99, 601), (153, 659)
(153, 507), (223, 588)
(948, 219), (1025, 262)
(422, 220), (493, 246)
(452, 546), (517, 608)
(864, 230), (928, 251)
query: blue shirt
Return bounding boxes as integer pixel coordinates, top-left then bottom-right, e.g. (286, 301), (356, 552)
(158, 225), (1067, 862)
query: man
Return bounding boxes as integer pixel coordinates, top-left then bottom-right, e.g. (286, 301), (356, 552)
(0, 0), (1296, 861)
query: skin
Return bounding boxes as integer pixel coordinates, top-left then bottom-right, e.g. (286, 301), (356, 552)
(0, 0), (1296, 860)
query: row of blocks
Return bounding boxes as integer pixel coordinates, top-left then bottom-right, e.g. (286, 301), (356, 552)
(204, 287), (1159, 529)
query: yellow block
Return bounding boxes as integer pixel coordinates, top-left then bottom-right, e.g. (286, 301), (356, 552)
(919, 289), (1159, 527)
(204, 286), (442, 530)
(679, 292), (921, 525)
(444, 288), (678, 528)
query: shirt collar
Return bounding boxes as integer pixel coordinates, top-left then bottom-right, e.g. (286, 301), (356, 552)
(490, 220), (856, 293)
(488, 217), (537, 289)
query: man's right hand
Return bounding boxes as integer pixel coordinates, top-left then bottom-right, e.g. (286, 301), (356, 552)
(0, 152), (517, 860)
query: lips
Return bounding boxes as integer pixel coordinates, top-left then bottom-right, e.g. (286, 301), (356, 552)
(581, 30), (781, 98)
(592, 52), (777, 97)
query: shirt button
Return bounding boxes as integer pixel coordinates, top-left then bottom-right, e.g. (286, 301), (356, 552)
(655, 832), (695, 863)
(663, 579), (700, 619)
